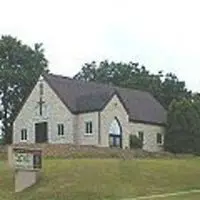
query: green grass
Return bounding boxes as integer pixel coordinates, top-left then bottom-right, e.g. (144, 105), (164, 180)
(0, 152), (6, 160)
(1, 158), (200, 200)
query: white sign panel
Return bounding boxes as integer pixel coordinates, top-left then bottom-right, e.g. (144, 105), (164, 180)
(13, 148), (42, 171)
(14, 153), (34, 170)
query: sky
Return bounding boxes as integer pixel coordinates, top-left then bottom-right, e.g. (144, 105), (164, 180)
(0, 0), (200, 91)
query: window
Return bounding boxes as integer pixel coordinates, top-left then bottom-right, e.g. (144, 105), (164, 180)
(85, 121), (93, 134)
(157, 133), (162, 144)
(58, 124), (64, 136)
(21, 129), (27, 141)
(138, 131), (144, 142)
(39, 82), (44, 95)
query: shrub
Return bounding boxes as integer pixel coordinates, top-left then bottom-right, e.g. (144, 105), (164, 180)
(129, 134), (143, 149)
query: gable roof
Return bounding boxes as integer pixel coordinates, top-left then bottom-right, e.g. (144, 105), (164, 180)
(43, 73), (167, 126)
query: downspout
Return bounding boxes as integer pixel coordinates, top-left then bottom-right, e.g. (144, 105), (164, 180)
(98, 111), (101, 145)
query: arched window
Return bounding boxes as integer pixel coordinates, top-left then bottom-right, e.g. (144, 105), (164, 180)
(109, 118), (122, 148)
(109, 118), (121, 135)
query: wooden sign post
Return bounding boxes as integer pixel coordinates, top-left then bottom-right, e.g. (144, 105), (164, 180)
(13, 147), (42, 192)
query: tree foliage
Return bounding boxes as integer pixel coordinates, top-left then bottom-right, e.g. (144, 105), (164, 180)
(74, 60), (191, 109)
(165, 98), (200, 154)
(0, 35), (48, 143)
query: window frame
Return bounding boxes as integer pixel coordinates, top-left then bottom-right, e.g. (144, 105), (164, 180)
(156, 133), (163, 144)
(21, 129), (27, 141)
(85, 121), (93, 135)
(57, 124), (64, 136)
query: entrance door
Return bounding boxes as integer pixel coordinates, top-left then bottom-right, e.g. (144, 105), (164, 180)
(109, 134), (121, 147)
(109, 118), (122, 148)
(35, 122), (48, 143)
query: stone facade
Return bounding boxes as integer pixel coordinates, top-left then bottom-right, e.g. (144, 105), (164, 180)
(13, 77), (74, 144)
(100, 95), (129, 148)
(129, 123), (165, 152)
(13, 77), (165, 152)
(76, 112), (99, 146)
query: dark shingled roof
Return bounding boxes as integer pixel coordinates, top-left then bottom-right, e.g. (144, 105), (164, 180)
(43, 73), (167, 126)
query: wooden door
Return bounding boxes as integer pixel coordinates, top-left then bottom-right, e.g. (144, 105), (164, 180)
(35, 122), (48, 143)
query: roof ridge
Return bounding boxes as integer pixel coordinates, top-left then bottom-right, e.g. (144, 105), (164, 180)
(45, 73), (72, 80)
(44, 73), (151, 95)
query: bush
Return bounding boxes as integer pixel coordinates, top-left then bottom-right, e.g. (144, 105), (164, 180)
(129, 134), (143, 149)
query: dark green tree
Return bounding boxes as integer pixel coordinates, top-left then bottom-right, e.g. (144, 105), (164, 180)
(165, 99), (200, 153)
(0, 35), (48, 144)
(161, 73), (191, 108)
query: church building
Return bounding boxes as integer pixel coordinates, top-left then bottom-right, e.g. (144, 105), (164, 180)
(13, 73), (166, 152)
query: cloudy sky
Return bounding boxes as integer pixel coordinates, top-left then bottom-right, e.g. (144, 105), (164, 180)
(0, 0), (200, 91)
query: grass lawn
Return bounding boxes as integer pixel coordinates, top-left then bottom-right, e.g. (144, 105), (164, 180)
(1, 158), (200, 200)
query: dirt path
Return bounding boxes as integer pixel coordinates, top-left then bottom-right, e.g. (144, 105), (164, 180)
(122, 189), (200, 200)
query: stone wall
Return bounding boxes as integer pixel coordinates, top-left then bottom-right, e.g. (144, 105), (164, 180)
(1, 144), (197, 161)
(129, 122), (165, 152)
(3, 143), (195, 160)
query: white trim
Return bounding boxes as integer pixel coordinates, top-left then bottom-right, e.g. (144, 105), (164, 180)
(84, 133), (94, 136)
(20, 140), (27, 143)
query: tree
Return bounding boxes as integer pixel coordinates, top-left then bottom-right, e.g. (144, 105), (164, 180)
(165, 99), (200, 153)
(0, 35), (48, 144)
(161, 73), (191, 108)
(74, 60), (190, 109)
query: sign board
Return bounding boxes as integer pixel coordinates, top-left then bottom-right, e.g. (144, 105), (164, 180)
(13, 148), (42, 171)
